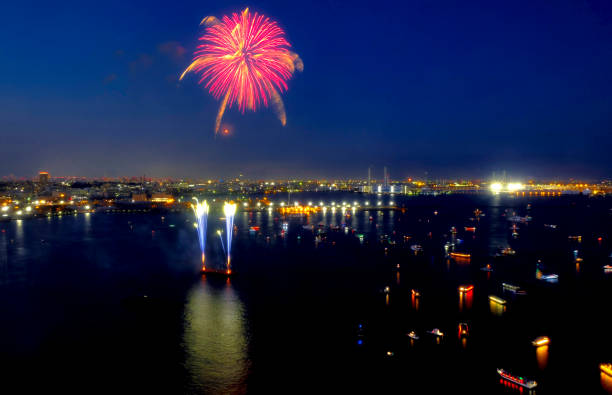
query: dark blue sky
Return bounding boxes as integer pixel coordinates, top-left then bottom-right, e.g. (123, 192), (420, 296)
(1, 0), (611, 180)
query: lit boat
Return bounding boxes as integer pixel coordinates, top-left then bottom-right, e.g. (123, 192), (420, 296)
(480, 264), (493, 272)
(410, 244), (423, 252)
(450, 226), (457, 234)
(500, 247), (516, 256)
(407, 331), (419, 340)
(458, 284), (474, 293)
(601, 363), (612, 377)
(450, 252), (471, 260)
(502, 283), (526, 294)
(464, 226), (476, 232)
(544, 224), (557, 229)
(249, 226), (260, 232)
(458, 322), (469, 337)
(502, 283), (520, 292)
(427, 328), (444, 337)
(603, 265), (612, 273)
(497, 369), (537, 389)
(532, 336), (550, 347)
(411, 289), (421, 297)
(489, 295), (507, 305)
(508, 215), (532, 223)
(540, 274), (559, 282)
(568, 235), (582, 241)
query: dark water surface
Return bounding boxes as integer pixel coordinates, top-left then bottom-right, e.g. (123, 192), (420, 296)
(0, 194), (611, 394)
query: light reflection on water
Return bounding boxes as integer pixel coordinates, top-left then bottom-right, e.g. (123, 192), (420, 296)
(601, 372), (612, 394)
(183, 277), (249, 394)
(535, 345), (548, 370)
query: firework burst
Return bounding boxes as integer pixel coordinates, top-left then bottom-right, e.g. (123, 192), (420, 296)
(181, 8), (303, 133)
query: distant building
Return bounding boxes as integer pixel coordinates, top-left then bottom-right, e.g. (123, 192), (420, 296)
(39, 171), (50, 184)
(151, 193), (174, 203)
(132, 193), (148, 202)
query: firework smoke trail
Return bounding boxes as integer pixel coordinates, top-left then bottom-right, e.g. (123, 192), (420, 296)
(191, 198), (209, 271)
(180, 8), (303, 133)
(223, 203), (237, 273)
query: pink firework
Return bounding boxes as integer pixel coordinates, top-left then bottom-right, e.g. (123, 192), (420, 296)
(181, 8), (303, 133)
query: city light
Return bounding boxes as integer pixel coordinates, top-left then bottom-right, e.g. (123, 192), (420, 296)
(490, 182), (503, 193)
(507, 182), (524, 192)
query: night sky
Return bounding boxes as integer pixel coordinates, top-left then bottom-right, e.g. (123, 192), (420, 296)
(1, 0), (611, 180)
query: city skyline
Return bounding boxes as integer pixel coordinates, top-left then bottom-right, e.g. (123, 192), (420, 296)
(1, 0), (612, 179)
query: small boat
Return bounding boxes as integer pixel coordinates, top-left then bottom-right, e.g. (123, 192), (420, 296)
(544, 224), (557, 229)
(489, 295), (507, 305)
(503, 283), (527, 295)
(508, 215), (532, 223)
(601, 363), (612, 377)
(500, 247), (516, 256)
(568, 235), (582, 241)
(427, 328), (444, 337)
(480, 264), (493, 272)
(410, 244), (423, 252)
(540, 274), (559, 282)
(407, 331), (419, 340)
(458, 285), (474, 293)
(450, 252), (471, 260)
(450, 226), (457, 234)
(458, 322), (469, 337)
(464, 226), (476, 232)
(603, 265), (612, 273)
(497, 368), (537, 389)
(249, 226), (260, 232)
(532, 336), (550, 347)
(411, 289), (421, 297)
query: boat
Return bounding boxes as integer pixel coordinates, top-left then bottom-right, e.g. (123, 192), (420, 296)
(427, 328), (444, 337)
(410, 244), (423, 252)
(450, 226), (457, 234)
(458, 322), (469, 337)
(502, 283), (527, 295)
(603, 265), (612, 273)
(500, 247), (516, 256)
(540, 274), (559, 282)
(450, 252), (471, 260)
(532, 336), (550, 347)
(249, 226), (260, 232)
(544, 224), (557, 229)
(480, 264), (493, 272)
(407, 331), (419, 340)
(411, 289), (421, 297)
(508, 215), (532, 223)
(568, 235), (582, 241)
(458, 284), (474, 293)
(489, 295), (507, 305)
(601, 363), (612, 377)
(497, 369), (537, 389)
(464, 226), (476, 232)
(502, 283), (520, 292)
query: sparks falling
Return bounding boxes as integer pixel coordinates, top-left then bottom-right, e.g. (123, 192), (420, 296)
(191, 198), (209, 271)
(180, 8), (303, 133)
(223, 202), (237, 274)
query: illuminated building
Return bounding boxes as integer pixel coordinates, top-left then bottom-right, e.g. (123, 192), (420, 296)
(38, 171), (50, 184)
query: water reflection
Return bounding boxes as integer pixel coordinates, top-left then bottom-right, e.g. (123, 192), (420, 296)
(459, 290), (473, 312)
(183, 277), (249, 394)
(601, 372), (612, 394)
(411, 291), (420, 311)
(489, 300), (506, 316)
(535, 345), (548, 370)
